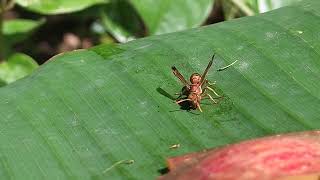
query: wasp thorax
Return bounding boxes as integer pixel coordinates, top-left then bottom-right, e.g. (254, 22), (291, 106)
(190, 73), (201, 84)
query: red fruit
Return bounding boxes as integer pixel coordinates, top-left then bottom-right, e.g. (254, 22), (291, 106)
(159, 131), (320, 180)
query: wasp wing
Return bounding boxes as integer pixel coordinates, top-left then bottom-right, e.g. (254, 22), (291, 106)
(172, 66), (190, 88)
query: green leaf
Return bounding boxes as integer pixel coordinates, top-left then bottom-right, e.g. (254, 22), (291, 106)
(130, 0), (214, 35)
(0, 79), (6, 87)
(99, 0), (143, 42)
(0, 0), (320, 179)
(3, 19), (44, 45)
(0, 53), (38, 83)
(15, 0), (108, 14)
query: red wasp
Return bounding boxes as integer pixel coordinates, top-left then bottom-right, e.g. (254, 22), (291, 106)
(172, 54), (235, 112)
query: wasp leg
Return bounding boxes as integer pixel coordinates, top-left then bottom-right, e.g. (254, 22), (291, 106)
(176, 99), (191, 104)
(202, 79), (214, 89)
(196, 102), (203, 112)
(205, 86), (222, 97)
(203, 93), (218, 104)
(206, 80), (216, 86)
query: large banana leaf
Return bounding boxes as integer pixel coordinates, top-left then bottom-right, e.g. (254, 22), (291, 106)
(1, 0), (320, 179)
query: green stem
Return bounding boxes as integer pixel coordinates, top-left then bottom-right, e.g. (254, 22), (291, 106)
(230, 0), (255, 16)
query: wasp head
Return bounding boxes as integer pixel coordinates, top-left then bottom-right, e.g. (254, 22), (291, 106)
(190, 73), (201, 84)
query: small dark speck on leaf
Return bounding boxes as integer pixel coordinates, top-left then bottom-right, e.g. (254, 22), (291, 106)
(158, 167), (169, 175)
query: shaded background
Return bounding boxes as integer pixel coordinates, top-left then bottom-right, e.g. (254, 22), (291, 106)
(0, 0), (300, 85)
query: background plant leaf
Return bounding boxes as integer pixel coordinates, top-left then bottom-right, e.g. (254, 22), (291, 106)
(99, 0), (143, 42)
(15, 0), (108, 14)
(0, 0), (319, 179)
(130, 0), (214, 35)
(3, 18), (44, 45)
(0, 53), (38, 84)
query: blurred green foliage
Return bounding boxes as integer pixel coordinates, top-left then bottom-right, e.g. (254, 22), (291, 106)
(15, 0), (108, 14)
(0, 0), (300, 85)
(223, 0), (302, 20)
(0, 53), (38, 83)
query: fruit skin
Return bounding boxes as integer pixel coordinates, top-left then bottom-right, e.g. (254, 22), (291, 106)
(159, 131), (320, 180)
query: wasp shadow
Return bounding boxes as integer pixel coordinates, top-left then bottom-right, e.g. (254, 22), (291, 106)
(156, 87), (176, 100)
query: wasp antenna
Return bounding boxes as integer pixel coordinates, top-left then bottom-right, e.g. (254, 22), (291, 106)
(211, 54), (215, 61)
(200, 54), (215, 85)
(172, 66), (177, 70)
(207, 54), (214, 67)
